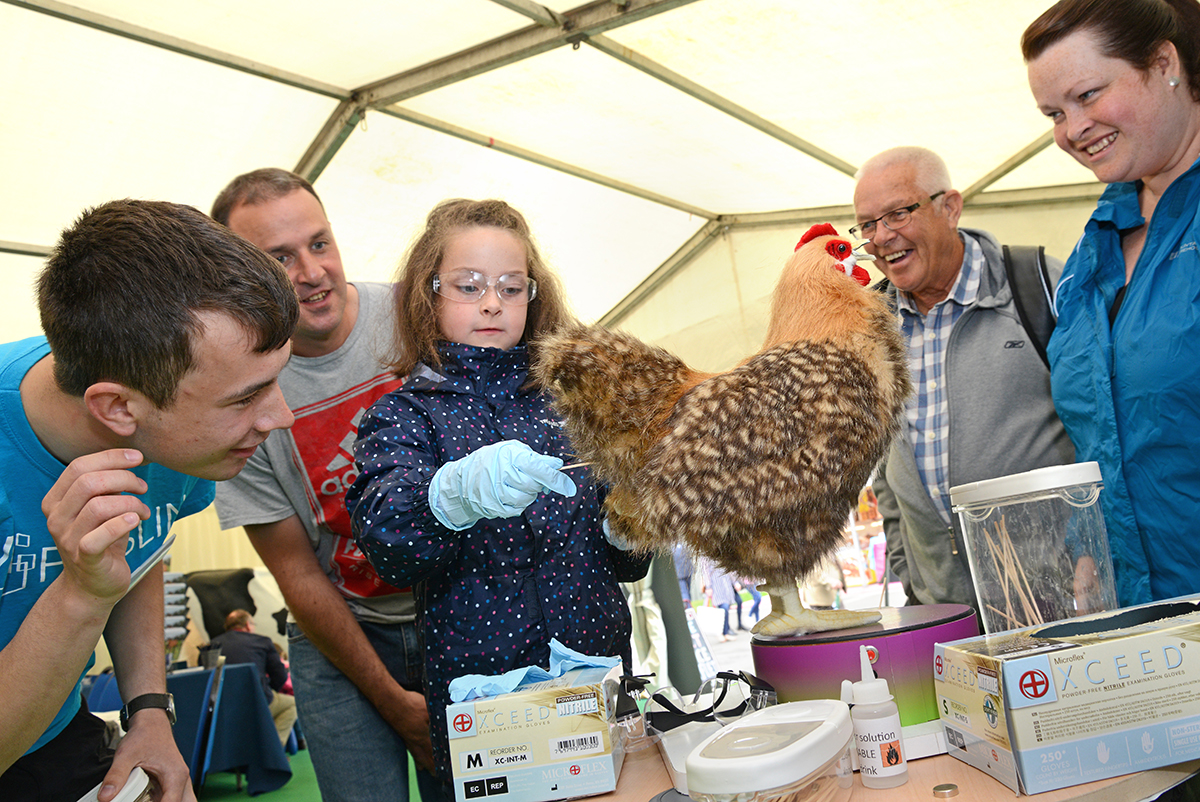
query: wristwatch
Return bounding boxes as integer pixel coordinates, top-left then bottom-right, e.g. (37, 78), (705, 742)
(119, 693), (176, 730)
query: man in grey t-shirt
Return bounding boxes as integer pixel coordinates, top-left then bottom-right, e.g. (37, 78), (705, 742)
(212, 169), (443, 802)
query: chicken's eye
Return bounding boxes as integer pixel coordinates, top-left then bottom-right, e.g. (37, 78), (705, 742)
(827, 240), (851, 258)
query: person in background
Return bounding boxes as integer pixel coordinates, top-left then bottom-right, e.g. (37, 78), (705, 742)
(623, 574), (669, 687)
(868, 532), (888, 585)
(0, 200), (296, 801)
(673, 543), (694, 608)
(271, 641), (294, 695)
(208, 610), (297, 746)
(211, 168), (443, 801)
(1025, 0), (1200, 606)
(853, 146), (1075, 612)
(347, 198), (650, 789)
(803, 556), (845, 611)
(732, 577), (747, 632)
(704, 562), (739, 642)
(741, 577), (763, 624)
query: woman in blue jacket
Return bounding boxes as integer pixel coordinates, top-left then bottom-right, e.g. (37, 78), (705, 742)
(1025, 0), (1200, 605)
(347, 199), (650, 785)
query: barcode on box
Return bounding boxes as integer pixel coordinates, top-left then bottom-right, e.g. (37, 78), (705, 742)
(977, 667), (999, 694)
(550, 732), (602, 757)
(555, 692), (599, 717)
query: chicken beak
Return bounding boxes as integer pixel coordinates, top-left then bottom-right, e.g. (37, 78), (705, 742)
(840, 249), (874, 288)
(838, 252), (869, 272)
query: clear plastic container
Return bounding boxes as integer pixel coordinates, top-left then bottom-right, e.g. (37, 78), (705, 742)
(686, 700), (853, 802)
(950, 462), (1117, 635)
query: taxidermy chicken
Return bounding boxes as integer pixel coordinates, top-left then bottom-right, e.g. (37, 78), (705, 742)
(531, 224), (911, 637)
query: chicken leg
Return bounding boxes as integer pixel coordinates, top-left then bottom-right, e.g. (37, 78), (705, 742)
(753, 581), (882, 637)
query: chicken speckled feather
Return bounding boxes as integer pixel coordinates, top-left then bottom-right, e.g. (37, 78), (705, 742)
(531, 224), (912, 637)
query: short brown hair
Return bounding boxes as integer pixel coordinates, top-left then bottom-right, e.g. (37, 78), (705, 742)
(223, 609), (253, 631)
(38, 199), (298, 407)
(1022, 0), (1200, 102)
(211, 167), (322, 227)
(388, 199), (574, 379)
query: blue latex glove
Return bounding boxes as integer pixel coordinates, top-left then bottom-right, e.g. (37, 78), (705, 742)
(602, 517), (635, 551)
(429, 440), (577, 531)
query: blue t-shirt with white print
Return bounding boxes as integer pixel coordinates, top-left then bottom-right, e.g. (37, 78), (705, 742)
(0, 337), (214, 753)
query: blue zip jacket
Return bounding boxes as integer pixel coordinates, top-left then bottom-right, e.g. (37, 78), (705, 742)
(347, 342), (648, 777)
(1050, 157), (1200, 607)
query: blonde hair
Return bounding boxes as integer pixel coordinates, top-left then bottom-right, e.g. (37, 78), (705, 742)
(388, 199), (574, 379)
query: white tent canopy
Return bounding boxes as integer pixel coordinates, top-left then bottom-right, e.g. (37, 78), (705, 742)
(2, 0), (1100, 369)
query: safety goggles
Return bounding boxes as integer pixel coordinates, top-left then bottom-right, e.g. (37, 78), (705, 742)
(644, 670), (777, 736)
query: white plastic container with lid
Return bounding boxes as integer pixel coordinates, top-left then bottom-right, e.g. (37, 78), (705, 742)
(76, 767), (153, 802)
(950, 461), (1117, 635)
(685, 699), (853, 802)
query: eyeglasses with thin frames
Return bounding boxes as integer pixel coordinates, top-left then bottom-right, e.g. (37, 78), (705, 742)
(849, 191), (946, 240)
(432, 270), (538, 305)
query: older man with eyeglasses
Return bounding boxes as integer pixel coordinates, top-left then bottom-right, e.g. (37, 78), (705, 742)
(852, 146), (1074, 614)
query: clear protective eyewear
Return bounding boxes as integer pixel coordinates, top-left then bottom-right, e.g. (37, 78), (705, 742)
(699, 670), (777, 725)
(615, 674), (658, 752)
(849, 190), (946, 240)
(643, 670), (777, 738)
(432, 270), (537, 305)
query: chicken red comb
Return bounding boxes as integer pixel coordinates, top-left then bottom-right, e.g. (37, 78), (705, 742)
(796, 223), (838, 250)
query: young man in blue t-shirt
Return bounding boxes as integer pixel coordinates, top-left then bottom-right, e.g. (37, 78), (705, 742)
(0, 199), (298, 802)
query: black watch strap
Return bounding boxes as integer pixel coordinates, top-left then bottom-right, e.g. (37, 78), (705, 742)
(119, 692), (176, 730)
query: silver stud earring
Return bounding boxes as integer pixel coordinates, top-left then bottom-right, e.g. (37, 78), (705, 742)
(1169, 76), (1181, 88)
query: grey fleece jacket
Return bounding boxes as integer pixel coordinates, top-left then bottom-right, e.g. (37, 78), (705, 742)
(873, 228), (1075, 610)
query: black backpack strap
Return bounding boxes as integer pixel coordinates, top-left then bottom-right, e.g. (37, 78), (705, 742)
(1002, 244), (1055, 370)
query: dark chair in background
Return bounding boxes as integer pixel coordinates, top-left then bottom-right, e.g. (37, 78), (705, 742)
(86, 672), (122, 713)
(167, 666), (219, 789)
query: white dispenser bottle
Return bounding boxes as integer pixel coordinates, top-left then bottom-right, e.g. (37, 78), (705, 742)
(845, 644), (908, 789)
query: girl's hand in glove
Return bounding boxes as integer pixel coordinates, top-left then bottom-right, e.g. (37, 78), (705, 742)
(429, 440), (576, 530)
